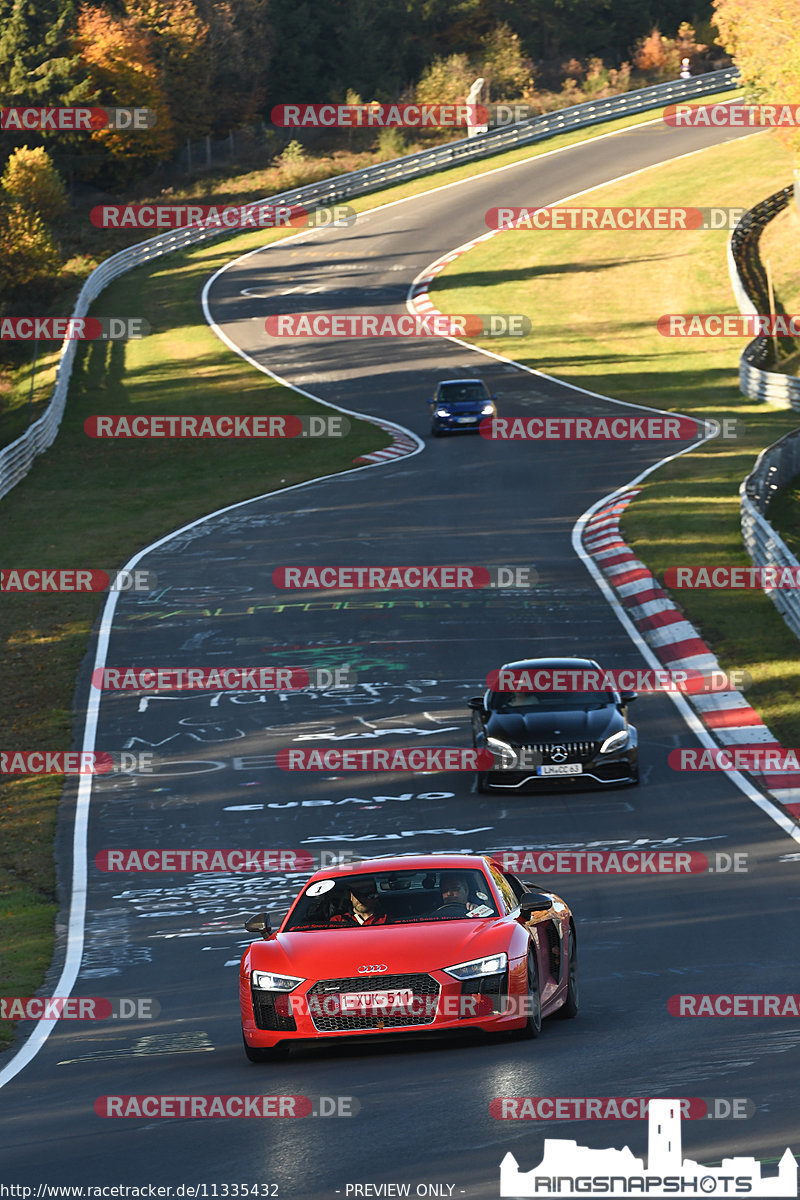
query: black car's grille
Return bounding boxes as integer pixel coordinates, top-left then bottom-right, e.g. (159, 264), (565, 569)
(252, 989), (297, 1032)
(518, 740), (600, 764)
(306, 973), (440, 1032)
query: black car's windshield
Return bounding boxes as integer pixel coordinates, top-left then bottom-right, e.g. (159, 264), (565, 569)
(438, 384), (487, 403)
(283, 868), (499, 931)
(488, 690), (615, 711)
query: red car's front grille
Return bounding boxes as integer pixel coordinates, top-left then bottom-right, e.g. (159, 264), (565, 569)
(306, 973), (441, 1032)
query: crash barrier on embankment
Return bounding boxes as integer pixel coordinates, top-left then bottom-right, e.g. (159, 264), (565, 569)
(0, 67), (741, 500)
(728, 184), (800, 405)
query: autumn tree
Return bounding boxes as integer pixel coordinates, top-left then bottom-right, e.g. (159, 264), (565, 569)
(0, 146), (67, 222)
(126, 0), (211, 143)
(76, 5), (174, 183)
(713, 0), (800, 155)
(480, 24), (534, 100)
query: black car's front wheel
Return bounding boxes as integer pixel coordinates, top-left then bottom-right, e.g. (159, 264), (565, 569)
(475, 771), (490, 794)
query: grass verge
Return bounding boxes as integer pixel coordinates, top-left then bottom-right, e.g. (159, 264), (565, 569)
(428, 129), (800, 749)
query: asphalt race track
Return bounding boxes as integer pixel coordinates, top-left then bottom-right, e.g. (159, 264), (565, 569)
(2, 116), (799, 1199)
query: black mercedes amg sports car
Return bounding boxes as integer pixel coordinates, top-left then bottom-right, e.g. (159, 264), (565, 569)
(469, 656), (638, 792)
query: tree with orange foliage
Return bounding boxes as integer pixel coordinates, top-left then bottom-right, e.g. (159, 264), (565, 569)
(76, 5), (175, 183)
(713, 0), (800, 156)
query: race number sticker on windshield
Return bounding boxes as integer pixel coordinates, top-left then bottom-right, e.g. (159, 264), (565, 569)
(306, 879), (336, 896)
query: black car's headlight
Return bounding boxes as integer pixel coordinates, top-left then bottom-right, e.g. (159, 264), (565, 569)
(599, 729), (630, 755)
(251, 971), (304, 991)
(486, 736), (517, 768)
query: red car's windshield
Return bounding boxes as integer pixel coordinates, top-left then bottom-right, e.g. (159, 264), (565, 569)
(283, 868), (499, 931)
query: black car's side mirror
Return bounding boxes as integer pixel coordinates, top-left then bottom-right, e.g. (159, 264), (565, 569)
(619, 690), (637, 704)
(467, 696), (486, 713)
(519, 893), (554, 917)
(244, 912), (272, 939)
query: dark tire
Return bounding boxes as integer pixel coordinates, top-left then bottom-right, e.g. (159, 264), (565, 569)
(431, 425), (442, 438)
(516, 952), (542, 1039)
(475, 771), (489, 794)
(556, 930), (578, 1019)
(242, 1030), (289, 1062)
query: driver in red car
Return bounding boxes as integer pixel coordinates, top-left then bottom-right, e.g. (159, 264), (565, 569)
(440, 875), (476, 911)
(329, 879), (390, 926)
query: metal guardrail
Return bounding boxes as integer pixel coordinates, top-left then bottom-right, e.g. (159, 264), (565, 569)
(732, 185), (800, 637)
(0, 67), (740, 499)
(741, 430), (800, 635)
(728, 184), (800, 406)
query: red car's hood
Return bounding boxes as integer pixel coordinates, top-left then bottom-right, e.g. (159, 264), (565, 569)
(247, 919), (512, 978)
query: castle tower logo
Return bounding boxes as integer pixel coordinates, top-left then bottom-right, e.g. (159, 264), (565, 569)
(500, 1098), (797, 1197)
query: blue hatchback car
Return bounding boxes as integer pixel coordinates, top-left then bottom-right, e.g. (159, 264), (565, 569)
(429, 379), (496, 436)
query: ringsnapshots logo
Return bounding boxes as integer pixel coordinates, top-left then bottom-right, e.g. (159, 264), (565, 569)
(1, 317), (149, 340)
(90, 204), (356, 230)
(264, 314), (531, 338)
(485, 206), (750, 232)
(84, 414), (348, 438)
(0, 106), (155, 130)
(499, 1098), (797, 1197)
(272, 565), (536, 589)
(271, 103), (489, 128)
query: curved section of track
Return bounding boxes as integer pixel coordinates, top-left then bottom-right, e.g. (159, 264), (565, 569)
(2, 118), (798, 1199)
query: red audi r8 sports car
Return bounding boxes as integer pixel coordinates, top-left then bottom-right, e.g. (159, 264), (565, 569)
(240, 853), (577, 1060)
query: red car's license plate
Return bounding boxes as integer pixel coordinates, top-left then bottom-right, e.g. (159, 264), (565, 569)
(339, 989), (415, 1011)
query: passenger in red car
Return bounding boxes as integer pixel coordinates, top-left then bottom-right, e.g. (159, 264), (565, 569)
(329, 880), (389, 926)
